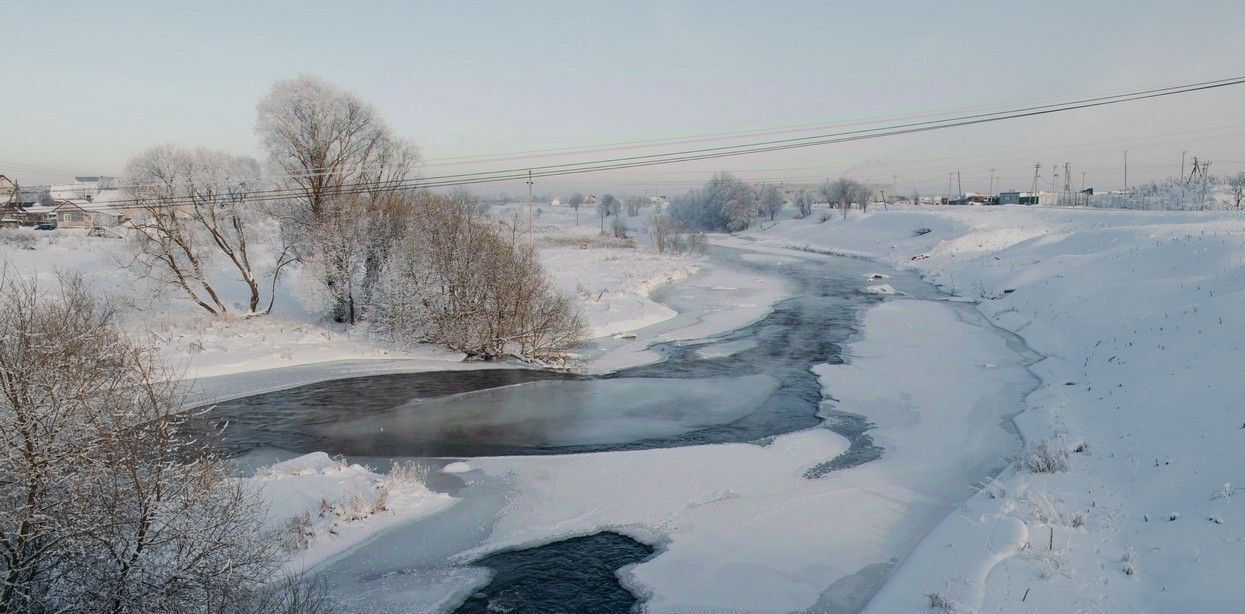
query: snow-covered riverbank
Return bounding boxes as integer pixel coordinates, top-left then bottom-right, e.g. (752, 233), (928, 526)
(743, 204), (1245, 612)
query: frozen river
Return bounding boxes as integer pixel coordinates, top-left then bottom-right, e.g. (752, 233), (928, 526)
(204, 245), (872, 458)
(202, 242), (1039, 612)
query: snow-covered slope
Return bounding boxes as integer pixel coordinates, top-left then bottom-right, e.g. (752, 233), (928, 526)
(744, 205), (1245, 612)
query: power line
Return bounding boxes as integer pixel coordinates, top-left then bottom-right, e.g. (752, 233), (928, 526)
(32, 74), (1245, 214)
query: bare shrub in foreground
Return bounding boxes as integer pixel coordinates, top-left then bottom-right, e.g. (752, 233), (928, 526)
(0, 273), (324, 612)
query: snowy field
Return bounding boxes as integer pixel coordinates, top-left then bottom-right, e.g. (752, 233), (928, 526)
(740, 204), (1245, 612)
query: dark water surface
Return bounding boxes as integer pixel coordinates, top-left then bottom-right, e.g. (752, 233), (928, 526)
(454, 532), (655, 614)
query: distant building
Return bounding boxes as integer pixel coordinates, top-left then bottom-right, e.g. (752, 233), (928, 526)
(52, 200), (123, 229)
(999, 191), (1041, 205)
(49, 176), (117, 202)
(0, 175), (18, 207)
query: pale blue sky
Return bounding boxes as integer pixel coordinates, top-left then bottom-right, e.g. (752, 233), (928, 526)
(7, 0), (1245, 194)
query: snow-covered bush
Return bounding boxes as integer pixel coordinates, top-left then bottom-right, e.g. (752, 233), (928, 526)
(369, 191), (585, 363)
(669, 172), (758, 232)
(1023, 487), (1072, 526)
(793, 190), (814, 218)
(610, 210), (629, 239)
(283, 511), (317, 553)
(1122, 547), (1139, 576)
(385, 460), (430, 490)
(925, 591), (956, 611)
(0, 228), (37, 250)
(649, 212), (707, 255)
(1022, 439), (1070, 473)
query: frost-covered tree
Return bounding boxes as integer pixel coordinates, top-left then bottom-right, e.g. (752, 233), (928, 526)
(0, 274), (326, 613)
(567, 192), (585, 225)
(758, 184), (785, 221)
(123, 146), (292, 316)
(448, 186), (489, 219)
(1228, 173), (1245, 210)
(819, 177), (873, 219)
(370, 191), (585, 363)
(649, 212), (706, 255)
(598, 194), (619, 233)
(624, 195), (646, 217)
(793, 190), (814, 218)
(610, 210), (629, 239)
(668, 172), (757, 232)
(256, 75), (419, 323)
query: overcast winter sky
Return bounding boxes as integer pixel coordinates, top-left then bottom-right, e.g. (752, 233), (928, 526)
(7, 0), (1245, 195)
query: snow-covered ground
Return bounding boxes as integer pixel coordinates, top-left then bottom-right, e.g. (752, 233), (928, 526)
(251, 452), (456, 573)
(741, 204), (1245, 612)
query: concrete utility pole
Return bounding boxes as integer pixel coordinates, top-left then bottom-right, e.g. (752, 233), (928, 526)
(1123, 150), (1129, 191)
(526, 170), (534, 250)
(989, 168), (996, 195)
(956, 171), (962, 199)
(1181, 150), (1187, 183)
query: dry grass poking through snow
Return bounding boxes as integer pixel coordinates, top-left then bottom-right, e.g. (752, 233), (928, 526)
(1022, 439), (1070, 473)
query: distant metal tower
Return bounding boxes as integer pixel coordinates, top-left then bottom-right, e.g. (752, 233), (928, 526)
(1063, 162), (1073, 205)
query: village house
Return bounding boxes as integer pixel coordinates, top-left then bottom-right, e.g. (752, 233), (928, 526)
(52, 200), (123, 229)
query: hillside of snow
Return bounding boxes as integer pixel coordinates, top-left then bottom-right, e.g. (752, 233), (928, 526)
(743, 204), (1245, 612)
